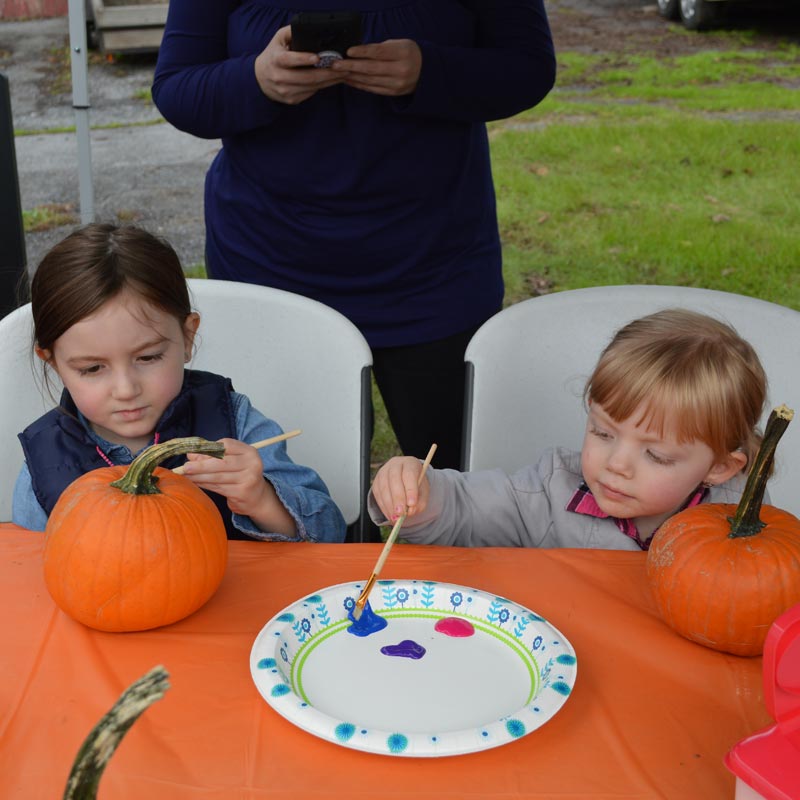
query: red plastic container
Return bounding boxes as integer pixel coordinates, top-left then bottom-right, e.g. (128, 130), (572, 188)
(724, 604), (800, 800)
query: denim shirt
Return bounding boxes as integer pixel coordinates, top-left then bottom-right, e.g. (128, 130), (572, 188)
(13, 391), (346, 542)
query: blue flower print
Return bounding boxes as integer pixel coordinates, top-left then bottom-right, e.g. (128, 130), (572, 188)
(335, 723), (356, 742)
(387, 733), (408, 754)
(450, 591), (463, 610)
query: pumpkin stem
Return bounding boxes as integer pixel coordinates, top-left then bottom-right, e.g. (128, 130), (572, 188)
(728, 404), (794, 539)
(63, 665), (170, 800)
(109, 437), (225, 495)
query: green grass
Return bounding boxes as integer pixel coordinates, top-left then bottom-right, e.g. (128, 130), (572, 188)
(494, 116), (800, 306)
(23, 203), (79, 231)
(494, 47), (800, 315)
(15, 118), (165, 137)
(522, 47), (800, 116)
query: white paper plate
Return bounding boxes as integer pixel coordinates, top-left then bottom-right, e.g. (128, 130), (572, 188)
(250, 579), (577, 757)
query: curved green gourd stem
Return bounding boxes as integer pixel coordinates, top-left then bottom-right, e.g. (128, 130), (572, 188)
(63, 665), (170, 800)
(109, 437), (225, 496)
(728, 404), (794, 539)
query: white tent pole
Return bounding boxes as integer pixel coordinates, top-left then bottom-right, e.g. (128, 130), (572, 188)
(67, 0), (94, 224)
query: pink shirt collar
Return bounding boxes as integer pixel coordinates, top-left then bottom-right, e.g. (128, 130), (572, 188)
(566, 482), (707, 551)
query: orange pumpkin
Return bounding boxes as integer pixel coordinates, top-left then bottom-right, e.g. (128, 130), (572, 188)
(43, 437), (228, 632)
(647, 405), (800, 657)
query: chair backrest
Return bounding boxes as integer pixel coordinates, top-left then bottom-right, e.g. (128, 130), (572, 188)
(0, 304), (61, 522)
(0, 281), (373, 538)
(463, 285), (800, 516)
(187, 279), (373, 536)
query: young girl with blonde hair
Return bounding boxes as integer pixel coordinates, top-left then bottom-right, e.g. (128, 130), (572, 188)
(369, 309), (768, 550)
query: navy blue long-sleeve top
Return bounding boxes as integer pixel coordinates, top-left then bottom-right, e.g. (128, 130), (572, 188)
(153, 1), (556, 347)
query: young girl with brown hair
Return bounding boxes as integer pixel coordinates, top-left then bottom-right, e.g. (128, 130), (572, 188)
(13, 223), (346, 542)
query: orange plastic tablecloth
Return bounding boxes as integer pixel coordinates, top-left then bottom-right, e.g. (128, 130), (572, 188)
(0, 524), (769, 799)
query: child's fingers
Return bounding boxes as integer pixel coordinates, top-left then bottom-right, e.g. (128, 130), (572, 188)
(372, 457), (416, 521)
(400, 459), (421, 514)
(412, 473), (430, 517)
(382, 459), (416, 519)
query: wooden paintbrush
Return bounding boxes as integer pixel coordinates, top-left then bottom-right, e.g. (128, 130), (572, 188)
(352, 443), (437, 621)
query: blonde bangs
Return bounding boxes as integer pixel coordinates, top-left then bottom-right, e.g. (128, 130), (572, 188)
(586, 309), (767, 464)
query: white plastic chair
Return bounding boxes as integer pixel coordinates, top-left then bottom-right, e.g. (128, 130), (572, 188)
(0, 280), (374, 540)
(462, 285), (800, 516)
(0, 304), (60, 522)
(187, 279), (373, 539)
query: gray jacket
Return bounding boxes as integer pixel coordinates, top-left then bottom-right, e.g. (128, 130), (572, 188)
(368, 447), (750, 550)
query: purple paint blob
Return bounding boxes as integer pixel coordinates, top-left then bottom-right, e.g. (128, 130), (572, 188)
(435, 617), (475, 638)
(380, 640), (427, 660)
(347, 600), (388, 637)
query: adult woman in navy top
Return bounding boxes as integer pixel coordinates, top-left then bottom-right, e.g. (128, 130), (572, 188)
(152, 1), (556, 470)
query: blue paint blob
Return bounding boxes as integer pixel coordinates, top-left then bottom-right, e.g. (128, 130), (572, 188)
(506, 719), (526, 738)
(276, 613), (295, 622)
(257, 657), (276, 669)
(550, 681), (572, 696)
(271, 684), (291, 697)
(556, 654), (577, 665)
(380, 639), (427, 660)
(347, 600), (388, 637)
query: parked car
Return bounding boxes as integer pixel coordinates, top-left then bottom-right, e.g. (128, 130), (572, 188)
(657, 0), (727, 29)
(658, 0), (795, 30)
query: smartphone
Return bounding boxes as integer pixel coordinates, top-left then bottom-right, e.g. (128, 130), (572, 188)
(289, 11), (363, 66)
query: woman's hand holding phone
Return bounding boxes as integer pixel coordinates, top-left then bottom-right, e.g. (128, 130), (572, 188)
(254, 26), (345, 105)
(254, 25), (422, 104)
(331, 39), (422, 97)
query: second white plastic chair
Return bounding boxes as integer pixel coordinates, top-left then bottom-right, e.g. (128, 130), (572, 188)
(463, 285), (800, 516)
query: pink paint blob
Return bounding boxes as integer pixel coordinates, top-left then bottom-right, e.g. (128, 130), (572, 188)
(435, 617), (475, 638)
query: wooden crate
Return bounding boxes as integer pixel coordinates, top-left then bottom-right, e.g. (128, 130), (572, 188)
(88, 0), (168, 54)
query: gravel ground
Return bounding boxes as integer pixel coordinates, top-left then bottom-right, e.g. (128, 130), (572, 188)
(2, 16), (214, 273)
(2, 2), (799, 274)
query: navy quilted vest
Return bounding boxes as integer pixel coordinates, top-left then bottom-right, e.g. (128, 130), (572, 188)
(18, 369), (248, 539)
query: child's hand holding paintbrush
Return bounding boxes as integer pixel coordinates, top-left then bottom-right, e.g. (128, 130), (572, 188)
(353, 443), (437, 620)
